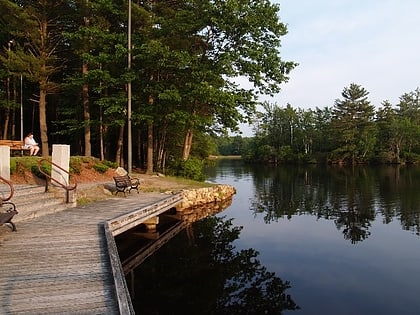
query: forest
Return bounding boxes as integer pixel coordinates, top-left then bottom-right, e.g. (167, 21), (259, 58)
(2, 1), (419, 181)
(217, 84), (420, 165)
(0, 0), (295, 176)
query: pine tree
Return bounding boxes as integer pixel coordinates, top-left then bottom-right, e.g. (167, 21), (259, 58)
(332, 83), (377, 164)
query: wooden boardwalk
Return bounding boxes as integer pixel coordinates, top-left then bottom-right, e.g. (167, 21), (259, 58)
(0, 191), (182, 315)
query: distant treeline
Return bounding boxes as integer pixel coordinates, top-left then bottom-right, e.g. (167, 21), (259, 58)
(216, 84), (420, 165)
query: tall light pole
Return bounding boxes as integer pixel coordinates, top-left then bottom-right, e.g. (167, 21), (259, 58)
(127, 0), (132, 173)
(20, 75), (23, 143)
(8, 39), (23, 143)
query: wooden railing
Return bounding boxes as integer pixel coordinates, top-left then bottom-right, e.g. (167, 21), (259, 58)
(0, 175), (14, 202)
(37, 158), (77, 203)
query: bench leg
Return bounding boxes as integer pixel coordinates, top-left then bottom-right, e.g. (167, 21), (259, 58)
(4, 222), (17, 232)
(114, 186), (127, 196)
(0, 207), (18, 232)
(115, 188), (130, 196)
(129, 186), (139, 194)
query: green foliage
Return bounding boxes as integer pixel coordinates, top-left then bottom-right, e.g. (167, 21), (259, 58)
(1, 0), (296, 168)
(214, 136), (252, 156)
(402, 152), (420, 164)
(242, 84), (420, 165)
(190, 133), (218, 159)
(69, 157), (83, 175)
(102, 160), (118, 169)
(331, 83), (376, 164)
(277, 145), (295, 163)
(31, 162), (51, 179)
(93, 163), (109, 173)
(168, 157), (205, 181)
(3, 1), (420, 169)
(10, 157), (42, 175)
(10, 158), (17, 174)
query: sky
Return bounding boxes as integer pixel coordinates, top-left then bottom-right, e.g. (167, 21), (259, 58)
(265, 0), (420, 110)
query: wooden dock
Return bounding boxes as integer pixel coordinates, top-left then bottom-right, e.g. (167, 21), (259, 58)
(0, 191), (183, 315)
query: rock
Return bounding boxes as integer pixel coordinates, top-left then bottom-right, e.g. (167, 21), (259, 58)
(115, 167), (127, 176)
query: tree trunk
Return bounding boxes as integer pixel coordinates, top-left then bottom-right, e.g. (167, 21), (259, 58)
(182, 128), (193, 160)
(2, 76), (10, 139)
(39, 82), (49, 157)
(82, 1), (91, 156)
(146, 121), (154, 174)
(99, 104), (104, 160)
(136, 129), (141, 169)
(146, 93), (154, 174)
(82, 62), (91, 156)
(395, 137), (403, 163)
(115, 124), (124, 166)
(156, 121), (167, 170)
(11, 78), (17, 139)
(38, 13), (50, 157)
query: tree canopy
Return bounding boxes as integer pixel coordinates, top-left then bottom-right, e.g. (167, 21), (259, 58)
(0, 0), (296, 172)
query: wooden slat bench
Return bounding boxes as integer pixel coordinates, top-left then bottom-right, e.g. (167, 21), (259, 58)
(113, 175), (140, 196)
(0, 140), (30, 155)
(0, 202), (18, 231)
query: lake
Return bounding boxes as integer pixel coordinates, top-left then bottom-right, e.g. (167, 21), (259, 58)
(128, 159), (420, 315)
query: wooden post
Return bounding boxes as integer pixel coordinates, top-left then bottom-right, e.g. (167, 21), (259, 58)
(0, 146), (11, 180)
(52, 144), (70, 186)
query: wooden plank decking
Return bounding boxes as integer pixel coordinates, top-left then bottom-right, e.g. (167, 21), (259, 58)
(0, 191), (182, 315)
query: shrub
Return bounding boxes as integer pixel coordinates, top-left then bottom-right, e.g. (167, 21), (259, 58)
(70, 157), (83, 174)
(169, 157), (205, 181)
(102, 160), (118, 169)
(10, 159), (17, 174)
(93, 163), (109, 173)
(31, 162), (51, 179)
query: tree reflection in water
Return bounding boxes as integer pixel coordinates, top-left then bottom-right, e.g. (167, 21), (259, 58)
(250, 164), (420, 244)
(129, 214), (299, 314)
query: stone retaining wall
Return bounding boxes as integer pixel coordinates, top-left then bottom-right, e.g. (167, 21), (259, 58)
(178, 184), (236, 210)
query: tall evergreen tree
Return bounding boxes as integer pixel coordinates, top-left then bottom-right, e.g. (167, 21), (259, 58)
(1, 0), (73, 156)
(332, 83), (377, 164)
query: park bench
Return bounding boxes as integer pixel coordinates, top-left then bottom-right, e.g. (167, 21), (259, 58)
(113, 174), (140, 196)
(0, 140), (30, 156)
(0, 202), (18, 231)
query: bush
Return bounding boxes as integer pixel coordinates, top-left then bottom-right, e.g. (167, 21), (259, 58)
(70, 157), (83, 174)
(403, 152), (420, 164)
(168, 157), (205, 181)
(31, 162), (51, 179)
(10, 159), (17, 174)
(93, 163), (109, 173)
(102, 160), (118, 169)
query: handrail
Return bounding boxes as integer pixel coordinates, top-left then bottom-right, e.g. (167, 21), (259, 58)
(38, 158), (77, 203)
(0, 175), (14, 202)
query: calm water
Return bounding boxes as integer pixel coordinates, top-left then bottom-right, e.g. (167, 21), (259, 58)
(128, 160), (420, 315)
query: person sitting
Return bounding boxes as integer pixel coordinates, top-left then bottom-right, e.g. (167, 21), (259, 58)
(24, 132), (40, 156)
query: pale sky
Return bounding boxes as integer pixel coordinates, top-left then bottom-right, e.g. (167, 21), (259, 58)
(269, 0), (420, 109)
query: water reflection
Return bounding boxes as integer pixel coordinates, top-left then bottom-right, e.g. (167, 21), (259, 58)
(206, 160), (420, 314)
(117, 198), (235, 273)
(249, 164), (420, 243)
(120, 199), (299, 314)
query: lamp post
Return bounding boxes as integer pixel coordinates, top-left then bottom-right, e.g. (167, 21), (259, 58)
(127, 0), (132, 173)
